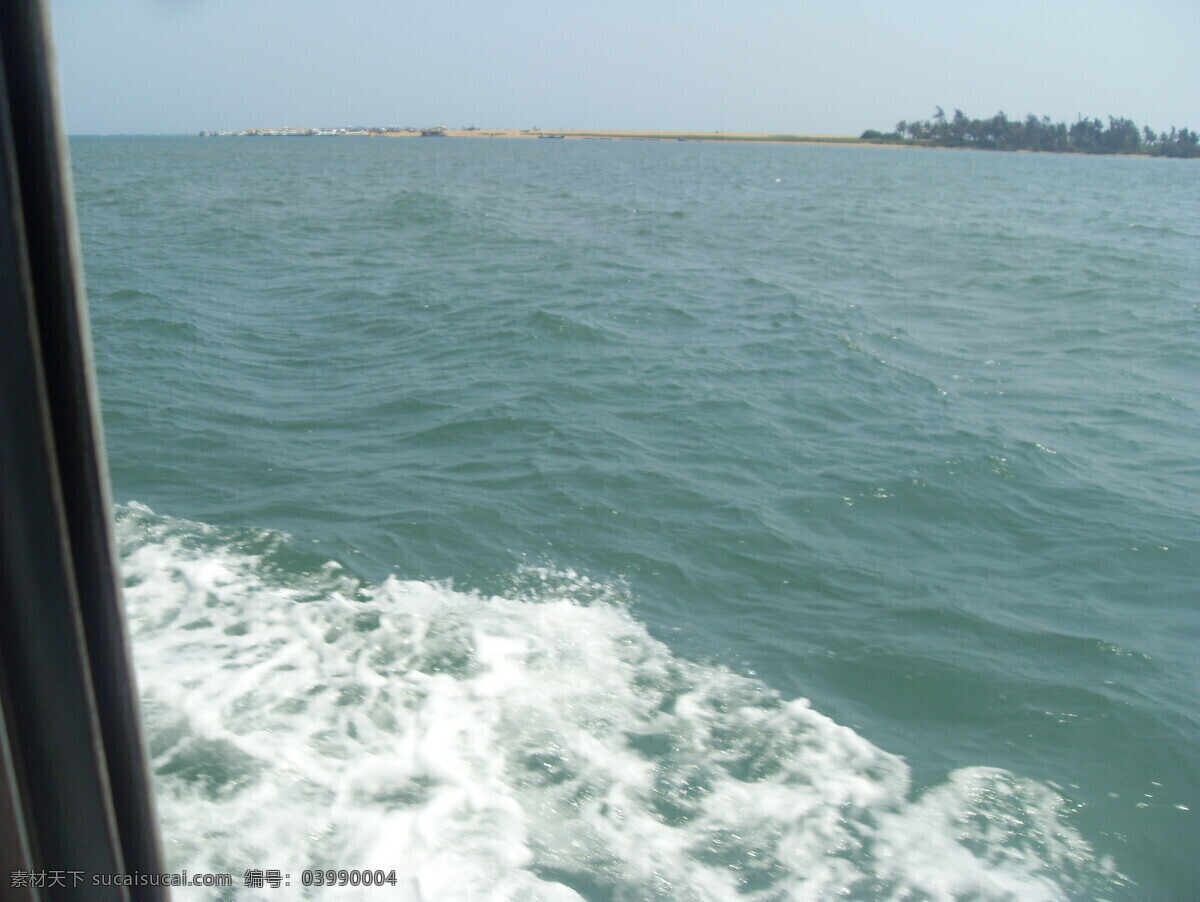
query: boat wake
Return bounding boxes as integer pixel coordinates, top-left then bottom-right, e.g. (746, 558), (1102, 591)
(116, 503), (1120, 901)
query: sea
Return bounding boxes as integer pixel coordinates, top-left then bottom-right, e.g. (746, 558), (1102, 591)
(68, 135), (1197, 901)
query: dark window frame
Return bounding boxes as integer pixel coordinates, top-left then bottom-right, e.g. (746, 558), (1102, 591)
(0, 2), (166, 898)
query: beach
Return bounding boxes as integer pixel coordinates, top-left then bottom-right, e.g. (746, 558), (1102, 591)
(381, 127), (863, 145)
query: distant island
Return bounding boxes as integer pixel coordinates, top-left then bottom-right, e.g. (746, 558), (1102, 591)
(199, 116), (1198, 158)
(861, 108), (1198, 158)
(199, 126), (863, 145)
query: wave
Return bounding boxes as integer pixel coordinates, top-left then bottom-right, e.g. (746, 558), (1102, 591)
(115, 504), (1120, 901)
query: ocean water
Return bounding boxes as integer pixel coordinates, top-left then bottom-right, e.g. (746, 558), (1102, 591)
(70, 136), (1197, 900)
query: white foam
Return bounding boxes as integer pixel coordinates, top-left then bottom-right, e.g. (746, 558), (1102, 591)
(115, 505), (1119, 901)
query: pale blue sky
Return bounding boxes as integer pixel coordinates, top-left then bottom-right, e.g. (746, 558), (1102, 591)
(49, 0), (1199, 135)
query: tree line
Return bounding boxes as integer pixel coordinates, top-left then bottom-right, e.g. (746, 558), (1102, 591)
(862, 108), (1198, 158)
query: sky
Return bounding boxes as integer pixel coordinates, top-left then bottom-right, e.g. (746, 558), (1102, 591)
(49, 0), (1200, 136)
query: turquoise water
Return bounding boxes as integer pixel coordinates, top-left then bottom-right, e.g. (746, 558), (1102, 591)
(73, 136), (1197, 900)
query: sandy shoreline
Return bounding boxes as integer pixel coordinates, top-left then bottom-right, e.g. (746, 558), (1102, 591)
(375, 131), (1185, 157)
(381, 128), (863, 146)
